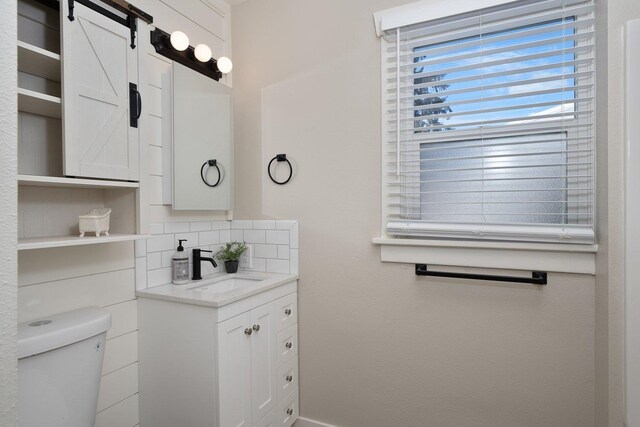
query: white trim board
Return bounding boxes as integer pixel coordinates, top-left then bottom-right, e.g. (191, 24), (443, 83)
(625, 18), (640, 427)
(372, 0), (519, 36)
(374, 238), (597, 274)
(293, 417), (338, 427)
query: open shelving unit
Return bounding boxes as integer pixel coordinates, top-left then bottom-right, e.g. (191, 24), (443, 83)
(18, 175), (140, 189)
(18, 87), (61, 119)
(16, 0), (147, 251)
(18, 234), (149, 251)
(18, 40), (61, 81)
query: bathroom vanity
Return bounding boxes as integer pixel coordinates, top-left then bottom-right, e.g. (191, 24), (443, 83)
(137, 273), (299, 427)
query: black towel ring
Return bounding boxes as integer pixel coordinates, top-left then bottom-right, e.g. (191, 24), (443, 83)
(268, 154), (293, 185)
(201, 159), (222, 187)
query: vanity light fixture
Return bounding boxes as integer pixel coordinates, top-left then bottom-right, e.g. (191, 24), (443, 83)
(216, 56), (233, 73)
(170, 31), (190, 51)
(194, 44), (212, 62)
(150, 27), (232, 81)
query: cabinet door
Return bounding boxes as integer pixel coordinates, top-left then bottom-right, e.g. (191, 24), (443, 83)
(60, 1), (139, 181)
(250, 303), (278, 423)
(172, 63), (233, 210)
(217, 312), (252, 427)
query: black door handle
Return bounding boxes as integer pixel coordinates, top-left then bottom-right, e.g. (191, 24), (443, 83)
(129, 82), (141, 128)
(136, 90), (142, 119)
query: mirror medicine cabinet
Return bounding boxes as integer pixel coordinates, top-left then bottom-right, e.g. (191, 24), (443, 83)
(172, 62), (234, 211)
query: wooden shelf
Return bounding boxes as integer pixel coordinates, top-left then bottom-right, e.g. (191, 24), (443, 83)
(17, 41), (61, 82)
(18, 87), (61, 119)
(18, 234), (150, 251)
(18, 175), (140, 189)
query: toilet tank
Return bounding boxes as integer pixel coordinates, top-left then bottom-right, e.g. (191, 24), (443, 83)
(18, 307), (112, 427)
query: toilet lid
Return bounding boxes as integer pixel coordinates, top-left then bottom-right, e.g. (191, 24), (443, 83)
(18, 307), (111, 359)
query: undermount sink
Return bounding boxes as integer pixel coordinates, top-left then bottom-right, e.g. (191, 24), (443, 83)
(188, 274), (266, 295)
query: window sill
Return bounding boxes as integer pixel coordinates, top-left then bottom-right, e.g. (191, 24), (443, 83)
(372, 238), (597, 275)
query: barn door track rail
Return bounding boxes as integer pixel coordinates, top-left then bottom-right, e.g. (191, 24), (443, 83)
(67, 0), (153, 48)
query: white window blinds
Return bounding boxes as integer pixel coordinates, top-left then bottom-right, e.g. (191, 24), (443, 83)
(381, 0), (596, 244)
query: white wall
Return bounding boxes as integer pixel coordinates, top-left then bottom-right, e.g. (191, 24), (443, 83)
(16, 1), (234, 426)
(231, 1), (597, 426)
(597, 0), (640, 426)
(19, 244), (139, 426)
(0, 0), (18, 423)
(134, 0), (233, 225)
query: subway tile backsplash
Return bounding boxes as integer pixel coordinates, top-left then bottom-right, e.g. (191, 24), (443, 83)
(135, 220), (299, 290)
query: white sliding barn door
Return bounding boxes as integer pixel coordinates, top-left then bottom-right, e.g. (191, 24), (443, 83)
(61, 1), (139, 181)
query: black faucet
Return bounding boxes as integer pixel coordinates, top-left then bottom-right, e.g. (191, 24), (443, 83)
(192, 248), (217, 280)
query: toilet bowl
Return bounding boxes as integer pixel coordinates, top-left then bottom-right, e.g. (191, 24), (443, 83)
(18, 307), (111, 427)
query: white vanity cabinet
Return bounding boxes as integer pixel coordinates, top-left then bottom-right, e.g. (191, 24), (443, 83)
(218, 302), (277, 426)
(138, 280), (299, 427)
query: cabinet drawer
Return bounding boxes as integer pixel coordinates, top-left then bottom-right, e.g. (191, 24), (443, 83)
(254, 408), (276, 427)
(276, 324), (298, 367)
(276, 356), (298, 403)
(274, 293), (297, 333)
(276, 388), (299, 427)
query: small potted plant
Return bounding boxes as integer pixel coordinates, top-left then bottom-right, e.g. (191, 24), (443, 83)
(214, 242), (248, 274)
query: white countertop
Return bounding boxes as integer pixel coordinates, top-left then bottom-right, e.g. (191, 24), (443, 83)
(136, 271), (298, 308)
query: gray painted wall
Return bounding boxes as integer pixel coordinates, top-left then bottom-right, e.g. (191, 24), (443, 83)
(231, 1), (598, 425)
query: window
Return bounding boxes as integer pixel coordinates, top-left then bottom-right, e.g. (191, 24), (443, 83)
(380, 0), (596, 244)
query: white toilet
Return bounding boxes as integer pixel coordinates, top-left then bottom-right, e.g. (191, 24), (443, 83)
(18, 307), (112, 427)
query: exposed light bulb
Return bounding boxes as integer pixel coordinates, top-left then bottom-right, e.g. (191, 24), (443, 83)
(170, 31), (189, 51)
(216, 56), (233, 74)
(194, 44), (212, 62)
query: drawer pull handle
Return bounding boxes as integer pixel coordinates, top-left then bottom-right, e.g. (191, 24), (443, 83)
(285, 342), (292, 349)
(286, 375), (293, 382)
(287, 408), (293, 416)
(244, 328), (253, 336)
(252, 324), (260, 332)
(285, 308), (292, 316)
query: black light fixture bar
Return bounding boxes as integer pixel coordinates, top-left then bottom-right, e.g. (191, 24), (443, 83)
(150, 27), (223, 81)
(415, 264), (548, 285)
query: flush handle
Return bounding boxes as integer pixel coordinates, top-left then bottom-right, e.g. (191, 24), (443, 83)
(286, 375), (293, 382)
(285, 342), (292, 349)
(244, 328), (252, 336)
(252, 324), (260, 332)
(285, 308), (292, 316)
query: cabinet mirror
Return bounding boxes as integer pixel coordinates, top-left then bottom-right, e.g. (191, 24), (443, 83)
(172, 63), (233, 211)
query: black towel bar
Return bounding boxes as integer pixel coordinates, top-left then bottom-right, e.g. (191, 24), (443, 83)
(415, 264), (547, 285)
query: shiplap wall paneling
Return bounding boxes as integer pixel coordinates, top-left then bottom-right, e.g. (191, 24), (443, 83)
(16, 1), (234, 426)
(136, 20), (151, 236)
(134, 0), (233, 224)
(18, 242), (133, 285)
(18, 243), (139, 427)
(144, 52), (171, 207)
(95, 394), (139, 427)
(97, 363), (139, 412)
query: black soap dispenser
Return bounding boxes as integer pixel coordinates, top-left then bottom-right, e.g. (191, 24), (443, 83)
(172, 239), (189, 285)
